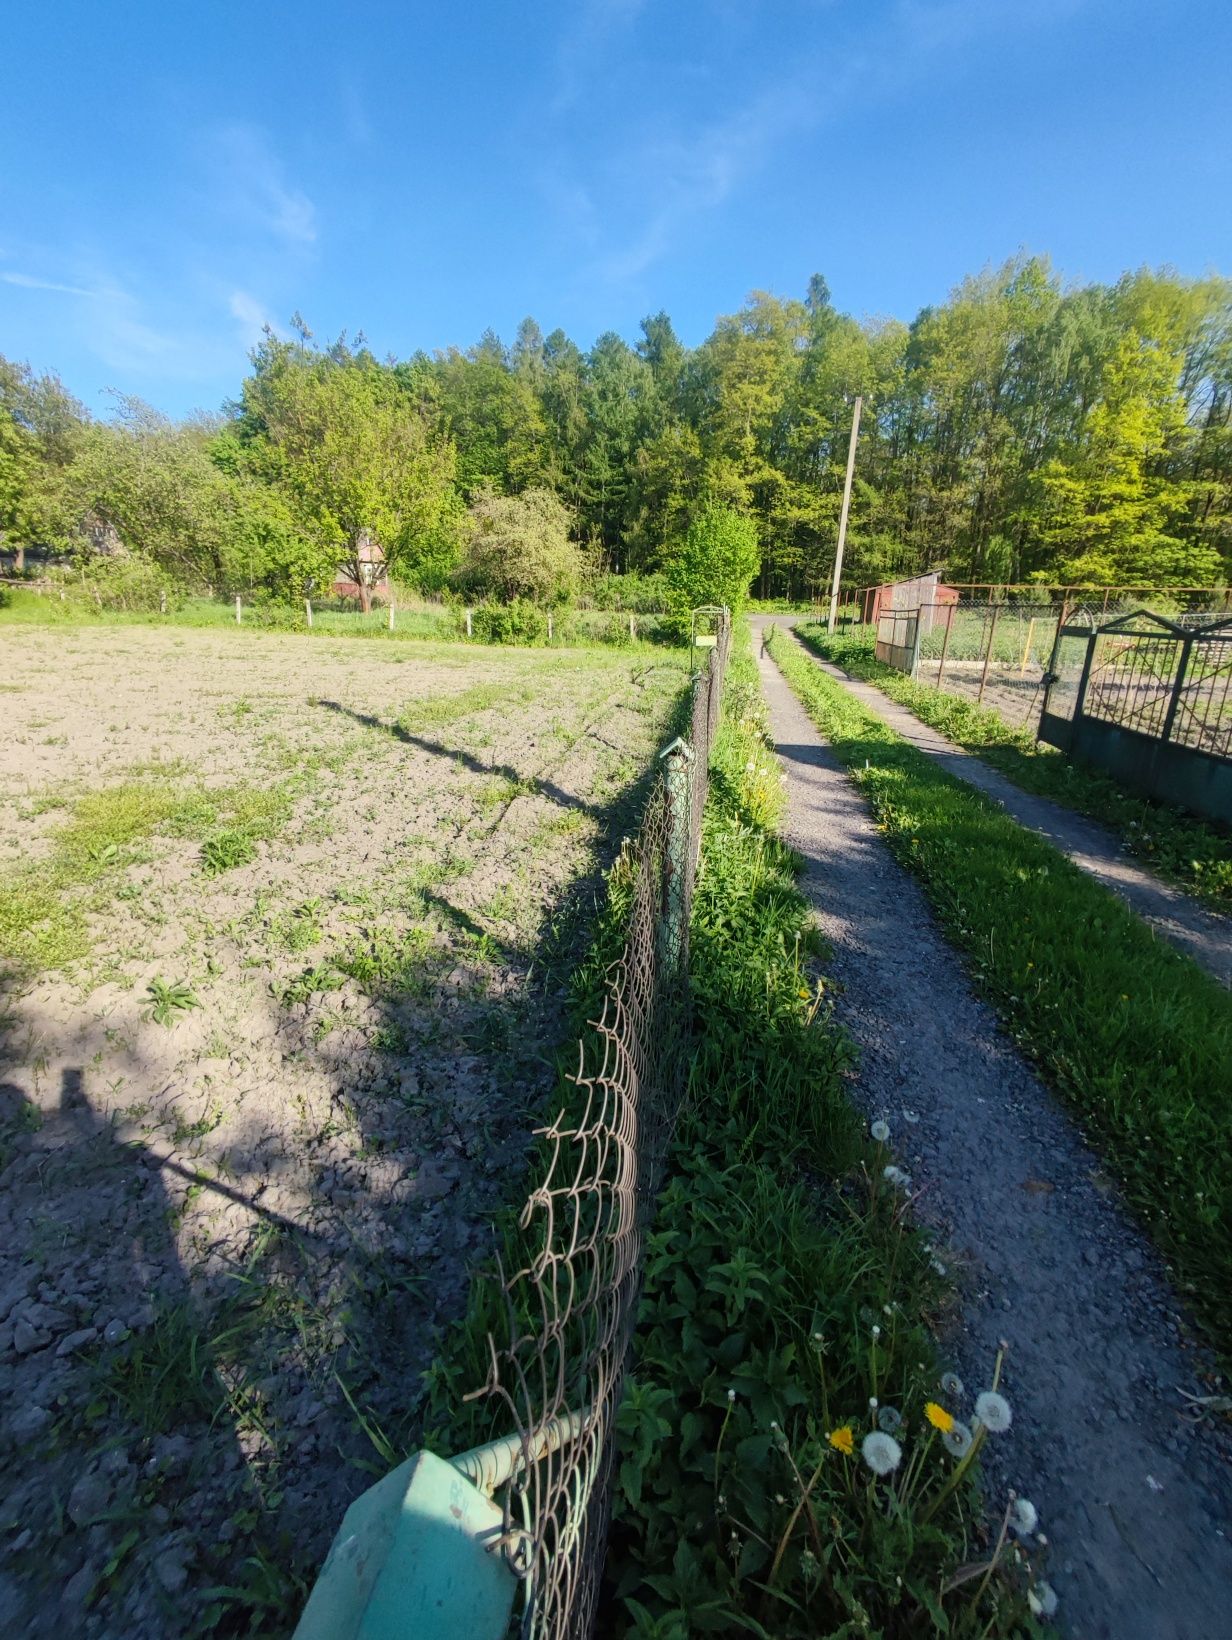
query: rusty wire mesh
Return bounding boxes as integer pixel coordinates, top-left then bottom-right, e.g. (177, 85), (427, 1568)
(468, 613), (731, 1639)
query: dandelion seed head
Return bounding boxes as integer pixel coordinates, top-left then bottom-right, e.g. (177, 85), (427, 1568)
(1010, 1497), (1038, 1536)
(877, 1405), (902, 1434)
(941, 1372), (964, 1398)
(975, 1391), (1012, 1433)
(902, 1108), (920, 1124)
(868, 1397), (878, 1410)
(727, 1388), (736, 1401)
(1028, 1581), (1058, 1619)
(884, 1165), (910, 1187)
(942, 1421), (973, 1458)
(861, 1431), (902, 1476)
(870, 1119), (890, 1142)
(871, 1324), (881, 1339)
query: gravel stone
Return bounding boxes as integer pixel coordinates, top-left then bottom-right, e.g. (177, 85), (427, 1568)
(67, 1473), (111, 1528)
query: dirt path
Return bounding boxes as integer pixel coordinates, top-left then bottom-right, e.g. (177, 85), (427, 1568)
(756, 619), (1231, 988)
(754, 639), (1232, 1640)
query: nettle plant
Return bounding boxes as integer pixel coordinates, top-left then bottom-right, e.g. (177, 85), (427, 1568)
(610, 1160), (1052, 1639)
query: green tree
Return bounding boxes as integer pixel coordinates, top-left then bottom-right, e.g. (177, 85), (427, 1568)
(238, 338), (461, 606)
(665, 504), (761, 612)
(1037, 332), (1217, 584)
(455, 486), (582, 605)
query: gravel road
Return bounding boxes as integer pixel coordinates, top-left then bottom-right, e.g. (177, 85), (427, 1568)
(754, 633), (1232, 1640)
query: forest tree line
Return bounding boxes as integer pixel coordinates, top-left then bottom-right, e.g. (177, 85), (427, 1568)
(2, 256), (1230, 607)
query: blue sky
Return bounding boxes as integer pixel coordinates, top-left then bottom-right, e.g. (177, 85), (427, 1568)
(2, 0), (1229, 417)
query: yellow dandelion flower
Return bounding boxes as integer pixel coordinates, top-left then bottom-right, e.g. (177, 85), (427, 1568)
(798, 987), (811, 999)
(827, 1426), (855, 1455)
(925, 1402), (955, 1434)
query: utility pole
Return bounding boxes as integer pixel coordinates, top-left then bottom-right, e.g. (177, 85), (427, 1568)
(827, 394), (862, 633)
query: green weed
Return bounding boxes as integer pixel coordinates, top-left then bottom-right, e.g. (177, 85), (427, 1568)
(201, 829), (257, 875)
(145, 977), (201, 1027)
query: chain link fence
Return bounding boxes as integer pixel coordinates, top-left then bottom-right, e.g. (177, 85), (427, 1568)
(462, 611), (732, 1637)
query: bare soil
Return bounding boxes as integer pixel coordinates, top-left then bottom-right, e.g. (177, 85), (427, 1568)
(0, 625), (682, 1637)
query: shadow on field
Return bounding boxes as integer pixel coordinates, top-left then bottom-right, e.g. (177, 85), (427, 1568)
(315, 697), (596, 816)
(0, 1068), (273, 1637)
(0, 676), (691, 1638)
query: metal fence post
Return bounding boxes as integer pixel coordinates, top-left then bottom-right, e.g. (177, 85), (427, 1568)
(1073, 630), (1097, 720)
(659, 738), (695, 973)
(909, 611), (922, 678)
(936, 602), (956, 688)
(1160, 635), (1194, 745)
(977, 603), (1002, 703)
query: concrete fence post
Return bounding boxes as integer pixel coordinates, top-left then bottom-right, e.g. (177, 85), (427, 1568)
(658, 738), (696, 974)
(235, 595), (242, 625)
(629, 613), (636, 641)
(389, 603), (395, 632)
(547, 613), (553, 641)
(465, 607), (473, 638)
(305, 599), (313, 628)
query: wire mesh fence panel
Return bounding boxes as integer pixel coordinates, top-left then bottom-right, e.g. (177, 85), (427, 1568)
(912, 600), (1059, 729)
(467, 613), (731, 1639)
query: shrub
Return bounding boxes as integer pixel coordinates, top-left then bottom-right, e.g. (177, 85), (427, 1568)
(455, 487), (582, 606)
(469, 599), (548, 645)
(72, 553), (178, 613)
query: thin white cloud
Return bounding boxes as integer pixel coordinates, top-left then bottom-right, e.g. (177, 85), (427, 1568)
(1, 270), (97, 298)
(229, 288), (277, 345)
(208, 122), (318, 246)
(558, 0), (1093, 286)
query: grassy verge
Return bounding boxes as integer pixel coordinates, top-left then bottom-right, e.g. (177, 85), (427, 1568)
(767, 626), (1232, 1358)
(795, 622), (1232, 909)
(0, 586), (675, 649)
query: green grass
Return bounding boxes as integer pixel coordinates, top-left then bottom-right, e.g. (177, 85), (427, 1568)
(0, 774), (301, 988)
(797, 622), (1232, 909)
(768, 626), (1232, 1358)
(0, 586), (676, 650)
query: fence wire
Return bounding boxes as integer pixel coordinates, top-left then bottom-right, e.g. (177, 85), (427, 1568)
(468, 612), (731, 1639)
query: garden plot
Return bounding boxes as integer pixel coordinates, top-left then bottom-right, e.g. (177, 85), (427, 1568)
(0, 624), (683, 1638)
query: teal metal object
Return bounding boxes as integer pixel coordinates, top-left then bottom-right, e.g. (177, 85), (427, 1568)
(293, 1450), (516, 1640)
(293, 1415), (584, 1639)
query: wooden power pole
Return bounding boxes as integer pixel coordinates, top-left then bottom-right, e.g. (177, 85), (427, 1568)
(827, 394), (862, 632)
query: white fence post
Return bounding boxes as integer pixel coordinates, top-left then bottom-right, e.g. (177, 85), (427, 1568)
(235, 595), (242, 624)
(305, 599), (313, 628)
(465, 607), (473, 638)
(389, 603), (395, 631)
